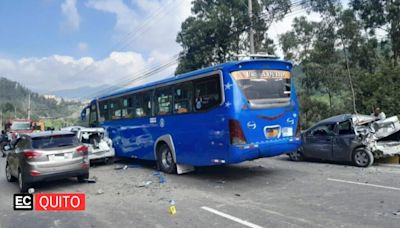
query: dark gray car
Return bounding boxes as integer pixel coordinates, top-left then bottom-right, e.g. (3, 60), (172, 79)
(288, 114), (400, 167)
(4, 131), (89, 192)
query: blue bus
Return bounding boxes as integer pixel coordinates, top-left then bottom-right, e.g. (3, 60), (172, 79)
(82, 59), (301, 173)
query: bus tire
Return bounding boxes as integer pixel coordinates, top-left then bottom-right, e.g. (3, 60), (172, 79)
(157, 143), (177, 174)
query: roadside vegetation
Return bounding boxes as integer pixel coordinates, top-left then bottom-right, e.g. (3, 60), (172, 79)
(0, 77), (84, 128)
(176, 0), (400, 128)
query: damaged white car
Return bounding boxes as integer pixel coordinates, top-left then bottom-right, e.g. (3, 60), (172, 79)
(353, 115), (400, 159)
(288, 114), (400, 167)
(62, 126), (115, 164)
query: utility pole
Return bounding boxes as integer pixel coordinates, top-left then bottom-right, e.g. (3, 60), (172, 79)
(28, 93), (31, 120)
(248, 0), (255, 54)
(14, 106), (17, 119)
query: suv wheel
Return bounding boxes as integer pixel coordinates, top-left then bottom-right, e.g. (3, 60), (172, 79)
(18, 170), (30, 193)
(6, 162), (16, 182)
(77, 173), (89, 182)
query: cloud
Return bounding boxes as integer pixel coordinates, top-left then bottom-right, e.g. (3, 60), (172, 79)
(0, 52), (177, 96)
(86, 0), (191, 55)
(61, 0), (80, 31)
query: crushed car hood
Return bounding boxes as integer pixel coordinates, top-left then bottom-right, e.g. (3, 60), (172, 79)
(353, 115), (400, 157)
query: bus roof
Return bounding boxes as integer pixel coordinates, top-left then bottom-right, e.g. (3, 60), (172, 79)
(96, 59), (292, 101)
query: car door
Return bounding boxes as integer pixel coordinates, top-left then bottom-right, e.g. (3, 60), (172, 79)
(332, 120), (357, 161)
(302, 123), (335, 160)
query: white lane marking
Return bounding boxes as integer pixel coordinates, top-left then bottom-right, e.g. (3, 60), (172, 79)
(201, 206), (264, 228)
(328, 178), (400, 191)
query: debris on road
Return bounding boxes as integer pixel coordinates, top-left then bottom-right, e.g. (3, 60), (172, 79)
(96, 189), (104, 195)
(136, 181), (153, 188)
(168, 200), (176, 215)
(392, 210), (400, 216)
(235, 193), (241, 197)
(114, 165), (128, 170)
(153, 171), (166, 184)
(28, 188), (35, 194)
(85, 176), (97, 183)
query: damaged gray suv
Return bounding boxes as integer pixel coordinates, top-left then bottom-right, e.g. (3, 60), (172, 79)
(4, 131), (89, 192)
(288, 114), (400, 167)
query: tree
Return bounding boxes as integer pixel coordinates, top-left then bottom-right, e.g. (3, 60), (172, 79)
(351, 0), (400, 66)
(176, 0), (291, 74)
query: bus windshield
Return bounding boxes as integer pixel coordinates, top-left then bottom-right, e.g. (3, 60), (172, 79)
(11, 122), (31, 130)
(231, 69), (291, 108)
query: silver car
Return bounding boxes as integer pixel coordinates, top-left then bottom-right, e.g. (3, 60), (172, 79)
(4, 131), (89, 192)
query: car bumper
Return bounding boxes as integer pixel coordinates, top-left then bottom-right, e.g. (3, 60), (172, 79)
(22, 161), (89, 184)
(89, 149), (115, 161)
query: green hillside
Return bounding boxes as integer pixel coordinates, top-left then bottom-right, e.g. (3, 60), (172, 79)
(0, 77), (84, 128)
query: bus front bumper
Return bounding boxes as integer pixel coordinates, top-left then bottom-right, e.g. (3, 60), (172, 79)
(227, 139), (301, 164)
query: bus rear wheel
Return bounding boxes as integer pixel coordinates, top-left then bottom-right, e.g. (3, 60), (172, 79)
(157, 143), (177, 174)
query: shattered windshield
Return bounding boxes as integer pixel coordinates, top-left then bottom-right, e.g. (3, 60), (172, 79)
(231, 69), (291, 108)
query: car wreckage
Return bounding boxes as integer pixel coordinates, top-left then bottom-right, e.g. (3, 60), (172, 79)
(288, 114), (400, 167)
(62, 126), (115, 164)
(354, 115), (400, 158)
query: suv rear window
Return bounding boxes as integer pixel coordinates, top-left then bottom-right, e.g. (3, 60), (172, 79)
(32, 134), (79, 149)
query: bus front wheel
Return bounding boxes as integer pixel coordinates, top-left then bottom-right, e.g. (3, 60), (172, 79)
(157, 143), (177, 174)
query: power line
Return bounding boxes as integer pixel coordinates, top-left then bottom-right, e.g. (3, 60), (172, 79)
(66, 0), (179, 87)
(83, 54), (179, 99)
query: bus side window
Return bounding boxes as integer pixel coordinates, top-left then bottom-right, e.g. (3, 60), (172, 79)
(173, 82), (193, 114)
(143, 90), (153, 117)
(99, 101), (109, 121)
(155, 87), (172, 116)
(109, 98), (122, 120)
(122, 96), (134, 119)
(134, 90), (153, 118)
(193, 75), (221, 111)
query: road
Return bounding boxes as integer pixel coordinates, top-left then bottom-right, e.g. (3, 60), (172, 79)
(0, 156), (399, 228)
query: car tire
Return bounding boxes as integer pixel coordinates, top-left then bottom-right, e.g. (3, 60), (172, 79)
(18, 170), (30, 193)
(352, 148), (374, 168)
(156, 143), (176, 174)
(5, 162), (16, 182)
(288, 149), (303, 161)
(77, 173), (89, 182)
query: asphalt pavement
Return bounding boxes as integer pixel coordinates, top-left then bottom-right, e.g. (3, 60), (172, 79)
(0, 156), (399, 228)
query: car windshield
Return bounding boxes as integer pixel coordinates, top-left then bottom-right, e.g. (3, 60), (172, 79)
(231, 69), (291, 108)
(32, 134), (79, 149)
(10, 122), (31, 130)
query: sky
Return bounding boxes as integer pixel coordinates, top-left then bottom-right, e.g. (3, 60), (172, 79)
(0, 0), (327, 97)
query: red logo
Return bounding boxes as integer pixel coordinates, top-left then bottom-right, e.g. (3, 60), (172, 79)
(34, 193), (85, 211)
